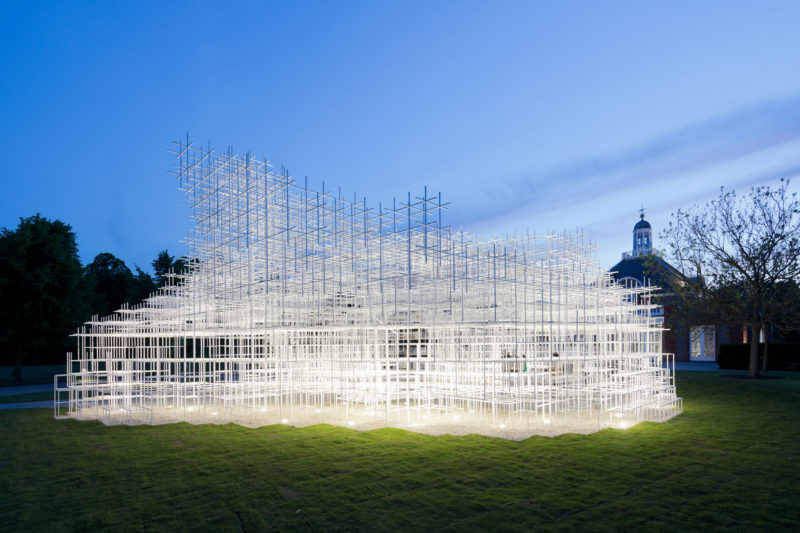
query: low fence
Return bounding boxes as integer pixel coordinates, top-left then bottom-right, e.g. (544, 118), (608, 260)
(0, 365), (66, 386)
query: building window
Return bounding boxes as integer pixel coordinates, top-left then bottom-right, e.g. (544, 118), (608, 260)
(690, 326), (715, 361)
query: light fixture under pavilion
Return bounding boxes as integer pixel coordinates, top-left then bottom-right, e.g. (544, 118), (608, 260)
(54, 139), (682, 439)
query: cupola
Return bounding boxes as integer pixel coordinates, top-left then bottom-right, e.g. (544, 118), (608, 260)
(633, 210), (652, 257)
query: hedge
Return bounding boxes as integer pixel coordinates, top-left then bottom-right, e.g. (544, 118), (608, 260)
(718, 343), (800, 371)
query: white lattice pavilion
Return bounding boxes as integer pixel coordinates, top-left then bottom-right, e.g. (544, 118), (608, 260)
(55, 139), (682, 439)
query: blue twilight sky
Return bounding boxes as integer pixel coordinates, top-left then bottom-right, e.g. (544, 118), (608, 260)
(2, 1), (800, 271)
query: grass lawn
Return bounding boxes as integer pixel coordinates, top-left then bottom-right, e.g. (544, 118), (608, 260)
(1, 371), (799, 532)
(0, 392), (54, 404)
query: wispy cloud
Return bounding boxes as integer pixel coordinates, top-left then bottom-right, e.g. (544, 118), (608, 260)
(452, 95), (800, 227)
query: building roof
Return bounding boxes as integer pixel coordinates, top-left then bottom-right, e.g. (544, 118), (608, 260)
(609, 254), (685, 292)
(634, 218), (651, 230)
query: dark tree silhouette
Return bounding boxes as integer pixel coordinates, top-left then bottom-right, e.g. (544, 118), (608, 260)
(84, 253), (135, 317)
(152, 249), (187, 286)
(0, 215), (90, 377)
(661, 180), (800, 377)
(129, 266), (158, 305)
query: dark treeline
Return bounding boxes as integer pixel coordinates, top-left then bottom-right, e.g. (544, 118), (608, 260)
(0, 214), (186, 372)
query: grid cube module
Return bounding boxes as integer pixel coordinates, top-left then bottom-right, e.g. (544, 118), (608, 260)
(54, 139), (682, 438)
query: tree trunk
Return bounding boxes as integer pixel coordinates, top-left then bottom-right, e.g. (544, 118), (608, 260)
(748, 324), (760, 378)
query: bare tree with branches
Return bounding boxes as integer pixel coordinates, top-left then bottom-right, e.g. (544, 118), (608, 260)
(661, 179), (800, 377)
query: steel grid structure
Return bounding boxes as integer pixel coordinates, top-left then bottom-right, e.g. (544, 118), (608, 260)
(55, 138), (682, 438)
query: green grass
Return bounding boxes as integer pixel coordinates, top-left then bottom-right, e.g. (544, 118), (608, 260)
(1, 371), (799, 532)
(0, 392), (54, 404)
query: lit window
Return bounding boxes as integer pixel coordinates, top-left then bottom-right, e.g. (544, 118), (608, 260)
(690, 326), (715, 361)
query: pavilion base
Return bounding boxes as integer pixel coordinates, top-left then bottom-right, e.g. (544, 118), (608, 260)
(58, 400), (683, 440)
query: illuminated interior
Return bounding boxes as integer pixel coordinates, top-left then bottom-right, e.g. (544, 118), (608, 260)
(54, 139), (682, 439)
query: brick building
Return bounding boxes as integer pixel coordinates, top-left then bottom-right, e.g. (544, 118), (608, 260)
(609, 212), (740, 362)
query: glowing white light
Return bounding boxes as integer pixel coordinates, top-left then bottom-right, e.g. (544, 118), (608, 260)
(56, 138), (683, 438)
(281, 419), (288, 424)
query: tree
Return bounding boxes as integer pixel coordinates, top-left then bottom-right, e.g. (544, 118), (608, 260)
(661, 179), (800, 377)
(152, 249), (187, 286)
(84, 253), (135, 317)
(130, 266), (157, 305)
(0, 215), (90, 378)
(86, 253), (162, 315)
(761, 279), (800, 371)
